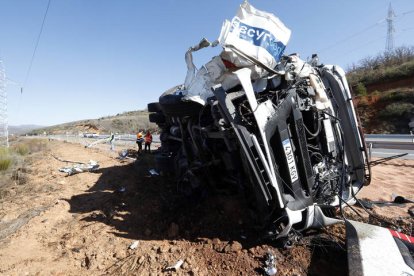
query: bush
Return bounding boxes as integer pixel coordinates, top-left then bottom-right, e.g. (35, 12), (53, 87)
(379, 102), (414, 118)
(0, 159), (11, 171)
(354, 83), (367, 96)
(347, 46), (414, 86)
(379, 90), (414, 103)
(25, 139), (48, 153)
(14, 144), (29, 155)
(0, 147), (11, 171)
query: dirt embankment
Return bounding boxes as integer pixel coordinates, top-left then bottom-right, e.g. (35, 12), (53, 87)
(355, 88), (414, 133)
(365, 77), (414, 93)
(0, 139), (413, 275)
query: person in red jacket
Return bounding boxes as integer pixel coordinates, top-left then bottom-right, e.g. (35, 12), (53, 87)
(144, 130), (153, 153)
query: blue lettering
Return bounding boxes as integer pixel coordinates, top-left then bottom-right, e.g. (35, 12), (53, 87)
(229, 18), (286, 62)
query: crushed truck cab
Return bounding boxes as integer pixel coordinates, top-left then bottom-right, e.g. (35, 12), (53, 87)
(148, 2), (370, 241)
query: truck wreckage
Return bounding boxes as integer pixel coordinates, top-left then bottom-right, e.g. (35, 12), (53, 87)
(148, 3), (414, 273)
(148, 2), (370, 242)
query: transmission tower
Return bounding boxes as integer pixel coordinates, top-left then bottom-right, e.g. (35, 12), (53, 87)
(0, 60), (9, 148)
(386, 3), (396, 51)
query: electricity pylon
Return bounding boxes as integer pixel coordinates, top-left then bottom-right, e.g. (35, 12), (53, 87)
(0, 60), (9, 148)
(386, 3), (396, 51)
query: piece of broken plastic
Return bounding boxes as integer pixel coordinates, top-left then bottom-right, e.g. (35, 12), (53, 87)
(149, 169), (159, 176)
(164, 259), (184, 271)
(129, 240), (139, 250)
(264, 250), (277, 275)
(264, 266), (277, 276)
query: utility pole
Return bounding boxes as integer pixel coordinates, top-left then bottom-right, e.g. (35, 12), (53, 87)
(0, 60), (9, 148)
(386, 3), (396, 51)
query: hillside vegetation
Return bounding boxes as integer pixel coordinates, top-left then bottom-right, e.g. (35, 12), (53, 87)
(347, 46), (414, 89)
(346, 46), (414, 134)
(29, 110), (157, 135)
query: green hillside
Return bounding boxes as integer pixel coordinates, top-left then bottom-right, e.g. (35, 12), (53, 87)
(346, 46), (414, 134)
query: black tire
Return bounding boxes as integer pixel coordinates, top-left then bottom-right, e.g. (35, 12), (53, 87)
(148, 102), (162, 112)
(158, 85), (203, 117)
(159, 94), (203, 117)
(149, 112), (166, 123)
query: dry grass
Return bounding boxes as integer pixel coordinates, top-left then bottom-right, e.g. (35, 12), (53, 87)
(0, 148), (12, 171)
(13, 144), (29, 156)
(0, 138), (49, 198)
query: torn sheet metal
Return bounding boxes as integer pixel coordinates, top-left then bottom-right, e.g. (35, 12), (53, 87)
(148, 169), (159, 176)
(182, 2), (291, 106)
(164, 259), (184, 272)
(59, 160), (99, 176)
(117, 149), (137, 161)
(264, 250), (277, 276)
(129, 241), (139, 250)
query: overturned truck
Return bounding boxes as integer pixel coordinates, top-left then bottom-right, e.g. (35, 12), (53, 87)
(148, 2), (370, 242)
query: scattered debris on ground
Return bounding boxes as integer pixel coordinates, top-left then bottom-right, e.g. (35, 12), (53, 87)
(58, 160), (99, 176)
(0, 139), (412, 275)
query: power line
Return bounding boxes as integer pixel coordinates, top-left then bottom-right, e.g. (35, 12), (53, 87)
(318, 20), (385, 54)
(318, 5), (414, 55)
(23, 0), (51, 90)
(0, 60), (9, 147)
(332, 27), (413, 61)
(401, 9), (414, 16)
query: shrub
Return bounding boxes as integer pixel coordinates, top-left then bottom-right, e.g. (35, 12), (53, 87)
(14, 144), (29, 155)
(354, 83), (368, 96)
(0, 159), (11, 171)
(23, 139), (48, 153)
(0, 147), (11, 171)
(379, 102), (414, 118)
(346, 46), (414, 86)
(379, 90), (414, 103)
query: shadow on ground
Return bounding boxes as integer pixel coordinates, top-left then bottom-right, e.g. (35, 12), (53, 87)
(65, 153), (254, 243)
(64, 152), (347, 275)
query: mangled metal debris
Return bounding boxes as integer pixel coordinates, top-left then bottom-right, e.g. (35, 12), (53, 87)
(59, 160), (99, 176)
(163, 259), (184, 272)
(264, 250), (277, 276)
(148, 169), (159, 177)
(129, 241), (139, 250)
(117, 149), (137, 161)
(148, 1), (370, 242)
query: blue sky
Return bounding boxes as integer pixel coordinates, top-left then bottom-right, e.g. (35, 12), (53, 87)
(1, 0), (413, 126)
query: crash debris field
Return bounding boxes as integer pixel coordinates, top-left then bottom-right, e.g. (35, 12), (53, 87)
(0, 138), (412, 275)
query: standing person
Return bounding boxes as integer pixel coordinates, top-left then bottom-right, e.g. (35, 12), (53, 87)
(144, 130), (153, 153)
(109, 132), (115, 151)
(136, 131), (144, 155)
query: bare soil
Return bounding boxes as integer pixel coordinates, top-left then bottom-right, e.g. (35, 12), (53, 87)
(0, 139), (412, 275)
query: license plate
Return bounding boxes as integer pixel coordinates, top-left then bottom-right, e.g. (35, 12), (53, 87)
(282, 139), (299, 183)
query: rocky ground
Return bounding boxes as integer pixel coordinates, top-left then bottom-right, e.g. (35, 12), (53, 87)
(0, 138), (412, 275)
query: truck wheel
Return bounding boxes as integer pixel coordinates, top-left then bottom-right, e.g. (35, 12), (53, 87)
(159, 94), (203, 117)
(149, 112), (166, 123)
(148, 102), (162, 112)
